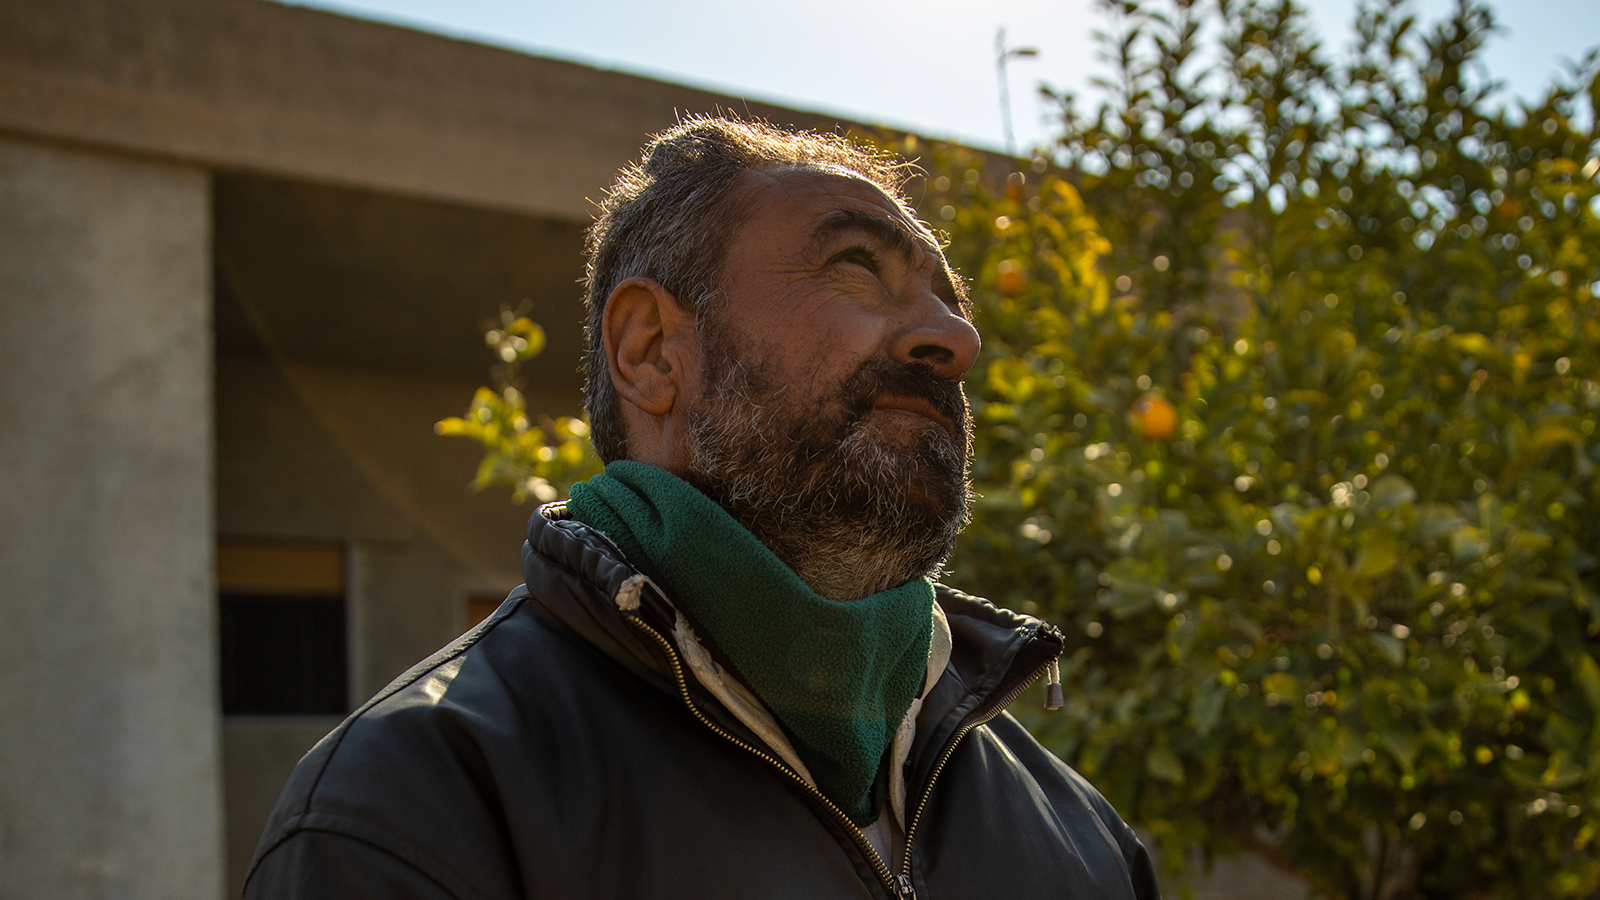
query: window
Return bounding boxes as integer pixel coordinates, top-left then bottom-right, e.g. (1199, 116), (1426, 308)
(218, 540), (347, 716)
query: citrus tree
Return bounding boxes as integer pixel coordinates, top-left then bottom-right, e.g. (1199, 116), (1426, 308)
(917, 0), (1600, 896)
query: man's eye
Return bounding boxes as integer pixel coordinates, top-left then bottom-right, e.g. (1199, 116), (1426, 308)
(831, 248), (881, 274)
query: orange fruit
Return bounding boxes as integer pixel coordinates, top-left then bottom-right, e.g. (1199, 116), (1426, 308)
(996, 259), (1026, 296)
(1131, 393), (1177, 439)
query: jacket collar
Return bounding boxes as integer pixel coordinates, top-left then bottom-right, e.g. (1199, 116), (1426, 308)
(518, 503), (1064, 781)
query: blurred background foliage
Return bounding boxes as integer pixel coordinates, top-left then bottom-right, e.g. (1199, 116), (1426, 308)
(916, 0), (1600, 897)
(441, 0), (1600, 895)
(434, 305), (600, 503)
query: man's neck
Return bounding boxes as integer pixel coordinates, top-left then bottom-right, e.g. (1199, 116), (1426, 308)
(753, 524), (932, 602)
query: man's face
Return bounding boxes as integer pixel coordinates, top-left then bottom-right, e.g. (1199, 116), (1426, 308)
(681, 167), (982, 600)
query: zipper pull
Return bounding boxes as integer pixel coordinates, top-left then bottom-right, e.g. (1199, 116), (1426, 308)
(1044, 659), (1064, 711)
(896, 874), (917, 899)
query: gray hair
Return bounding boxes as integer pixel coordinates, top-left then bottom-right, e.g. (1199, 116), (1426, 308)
(582, 115), (914, 462)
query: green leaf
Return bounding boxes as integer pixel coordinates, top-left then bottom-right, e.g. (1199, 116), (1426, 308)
(1450, 526), (1488, 561)
(1574, 654), (1600, 716)
(1262, 672), (1299, 698)
(507, 318), (546, 358)
(1448, 332), (1495, 356)
(1353, 534), (1400, 578)
(1369, 633), (1406, 666)
(1305, 725), (1345, 775)
(1504, 754), (1550, 788)
(1190, 678), (1228, 736)
(1511, 530), (1554, 553)
(1414, 504), (1466, 543)
(1541, 752), (1586, 790)
(1528, 423), (1582, 455)
(1477, 494), (1504, 541)
(1146, 746), (1186, 784)
(1098, 557), (1161, 618)
(1382, 728), (1418, 769)
(1270, 503), (1306, 539)
(1368, 475), (1417, 509)
(1542, 714), (1587, 756)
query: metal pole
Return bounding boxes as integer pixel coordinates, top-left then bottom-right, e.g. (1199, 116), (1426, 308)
(996, 28), (1038, 159)
(997, 27), (1016, 158)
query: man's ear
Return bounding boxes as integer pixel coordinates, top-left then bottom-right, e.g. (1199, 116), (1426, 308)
(602, 278), (701, 420)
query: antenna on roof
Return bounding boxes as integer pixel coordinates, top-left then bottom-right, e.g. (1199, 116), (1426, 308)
(996, 27), (1039, 159)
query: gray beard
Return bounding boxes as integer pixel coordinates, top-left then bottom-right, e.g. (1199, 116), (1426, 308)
(683, 350), (973, 602)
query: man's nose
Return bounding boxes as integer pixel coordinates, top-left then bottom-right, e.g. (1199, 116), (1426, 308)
(889, 298), (982, 382)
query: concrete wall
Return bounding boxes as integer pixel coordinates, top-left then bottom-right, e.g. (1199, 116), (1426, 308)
(219, 719), (338, 899)
(0, 136), (222, 899)
(212, 171), (591, 397)
(215, 355), (539, 893)
(215, 356), (538, 609)
(0, 0), (867, 222)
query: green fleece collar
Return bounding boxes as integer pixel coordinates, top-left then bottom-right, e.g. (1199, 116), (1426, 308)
(568, 461), (933, 826)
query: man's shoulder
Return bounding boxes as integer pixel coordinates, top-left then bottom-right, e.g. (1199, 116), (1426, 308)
(919, 590), (1156, 895)
(979, 711), (1137, 833)
(244, 588), (626, 892)
(271, 509), (670, 824)
(931, 710), (1160, 899)
(248, 596), (527, 825)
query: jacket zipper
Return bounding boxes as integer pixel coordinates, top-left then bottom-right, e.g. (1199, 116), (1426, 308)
(625, 616), (901, 898)
(629, 613), (1053, 900)
(895, 657), (1051, 899)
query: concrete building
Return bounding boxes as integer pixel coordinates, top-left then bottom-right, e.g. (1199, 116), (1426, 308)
(0, 1), (1308, 898)
(0, 1), (883, 895)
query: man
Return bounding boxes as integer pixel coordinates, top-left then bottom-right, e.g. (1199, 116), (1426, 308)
(246, 117), (1160, 900)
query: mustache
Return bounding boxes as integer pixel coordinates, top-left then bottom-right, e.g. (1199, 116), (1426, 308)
(840, 357), (969, 434)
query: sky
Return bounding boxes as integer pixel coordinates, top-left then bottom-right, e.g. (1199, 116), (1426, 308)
(274, 0), (1598, 154)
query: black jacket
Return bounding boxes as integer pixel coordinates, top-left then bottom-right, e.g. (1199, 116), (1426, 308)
(245, 509), (1161, 899)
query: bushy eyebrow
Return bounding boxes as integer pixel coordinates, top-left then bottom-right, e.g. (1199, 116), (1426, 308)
(808, 209), (971, 316)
